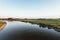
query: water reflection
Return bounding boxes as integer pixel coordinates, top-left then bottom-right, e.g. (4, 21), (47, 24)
(25, 21), (60, 32)
(38, 24), (60, 32)
(0, 21), (60, 40)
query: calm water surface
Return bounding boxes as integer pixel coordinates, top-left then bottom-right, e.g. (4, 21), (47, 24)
(0, 21), (60, 40)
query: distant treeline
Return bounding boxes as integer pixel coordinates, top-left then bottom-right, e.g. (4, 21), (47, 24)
(0, 18), (60, 21)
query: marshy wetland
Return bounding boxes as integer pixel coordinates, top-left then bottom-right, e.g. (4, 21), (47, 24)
(0, 20), (60, 40)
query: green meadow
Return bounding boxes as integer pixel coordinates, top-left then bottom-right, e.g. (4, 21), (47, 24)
(21, 19), (60, 28)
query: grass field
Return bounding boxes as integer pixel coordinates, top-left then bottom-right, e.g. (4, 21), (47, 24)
(21, 19), (60, 28)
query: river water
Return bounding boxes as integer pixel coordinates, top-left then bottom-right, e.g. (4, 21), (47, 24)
(0, 21), (60, 40)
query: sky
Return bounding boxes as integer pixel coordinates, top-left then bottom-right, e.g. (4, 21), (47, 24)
(0, 0), (60, 18)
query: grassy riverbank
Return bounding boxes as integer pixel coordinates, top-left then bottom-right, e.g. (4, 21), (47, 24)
(0, 21), (6, 30)
(21, 19), (60, 28)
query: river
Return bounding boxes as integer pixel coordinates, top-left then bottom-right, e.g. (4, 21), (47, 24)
(0, 21), (60, 40)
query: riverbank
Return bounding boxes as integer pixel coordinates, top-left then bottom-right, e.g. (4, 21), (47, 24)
(0, 21), (7, 31)
(20, 19), (60, 28)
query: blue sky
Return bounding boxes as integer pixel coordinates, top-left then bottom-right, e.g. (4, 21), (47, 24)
(0, 0), (60, 18)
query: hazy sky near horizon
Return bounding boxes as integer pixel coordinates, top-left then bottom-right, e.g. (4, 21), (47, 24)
(0, 0), (60, 18)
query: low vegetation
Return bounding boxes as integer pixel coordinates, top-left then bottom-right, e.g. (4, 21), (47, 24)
(0, 21), (6, 30)
(21, 19), (60, 28)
